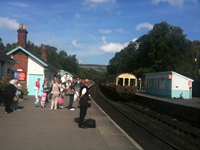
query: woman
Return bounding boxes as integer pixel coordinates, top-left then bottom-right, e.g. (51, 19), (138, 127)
(42, 78), (49, 104)
(4, 79), (17, 113)
(68, 82), (75, 111)
(50, 79), (61, 110)
(35, 78), (40, 104)
(12, 80), (22, 112)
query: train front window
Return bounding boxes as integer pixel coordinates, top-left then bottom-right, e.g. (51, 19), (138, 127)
(118, 78), (123, 86)
(125, 78), (129, 86)
(130, 79), (135, 86)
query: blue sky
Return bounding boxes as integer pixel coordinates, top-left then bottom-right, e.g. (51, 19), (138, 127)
(0, 0), (200, 65)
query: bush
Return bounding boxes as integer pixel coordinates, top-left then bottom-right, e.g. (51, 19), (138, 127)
(22, 87), (29, 95)
(0, 76), (11, 91)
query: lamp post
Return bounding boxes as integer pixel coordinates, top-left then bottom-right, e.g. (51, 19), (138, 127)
(139, 78), (141, 91)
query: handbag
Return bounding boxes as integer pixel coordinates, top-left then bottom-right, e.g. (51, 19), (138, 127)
(57, 97), (63, 105)
(66, 89), (74, 95)
(34, 86), (38, 90)
(13, 95), (18, 101)
(85, 119), (96, 128)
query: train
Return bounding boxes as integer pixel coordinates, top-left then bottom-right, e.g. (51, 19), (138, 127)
(99, 73), (137, 101)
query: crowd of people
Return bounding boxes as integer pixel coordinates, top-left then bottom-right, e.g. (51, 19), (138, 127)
(34, 77), (91, 128)
(3, 76), (91, 129)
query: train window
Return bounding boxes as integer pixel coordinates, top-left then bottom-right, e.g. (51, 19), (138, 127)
(118, 78), (123, 86)
(125, 78), (128, 86)
(130, 79), (135, 86)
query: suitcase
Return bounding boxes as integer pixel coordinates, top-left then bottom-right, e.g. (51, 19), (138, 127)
(85, 119), (96, 128)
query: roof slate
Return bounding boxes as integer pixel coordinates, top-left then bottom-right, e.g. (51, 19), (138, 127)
(0, 50), (17, 64)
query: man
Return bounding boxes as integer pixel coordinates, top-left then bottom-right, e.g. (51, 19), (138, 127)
(80, 79), (85, 87)
(78, 79), (90, 129)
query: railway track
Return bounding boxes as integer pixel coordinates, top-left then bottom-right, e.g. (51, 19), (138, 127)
(122, 101), (200, 139)
(90, 84), (200, 150)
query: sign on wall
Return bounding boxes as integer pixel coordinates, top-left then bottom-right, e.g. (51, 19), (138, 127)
(14, 72), (26, 81)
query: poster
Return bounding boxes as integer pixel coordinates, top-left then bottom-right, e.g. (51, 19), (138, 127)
(14, 72), (26, 81)
(14, 72), (19, 80)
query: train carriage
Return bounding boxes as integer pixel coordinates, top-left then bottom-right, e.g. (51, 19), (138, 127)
(99, 73), (137, 101)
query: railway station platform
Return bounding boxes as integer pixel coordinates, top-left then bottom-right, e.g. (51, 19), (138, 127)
(135, 92), (200, 126)
(0, 93), (143, 150)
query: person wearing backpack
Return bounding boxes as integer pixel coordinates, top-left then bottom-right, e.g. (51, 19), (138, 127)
(77, 79), (90, 129)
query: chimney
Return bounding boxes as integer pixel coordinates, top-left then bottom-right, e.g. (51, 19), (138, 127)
(16, 24), (28, 49)
(41, 46), (47, 61)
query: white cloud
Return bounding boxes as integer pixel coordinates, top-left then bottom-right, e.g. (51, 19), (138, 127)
(99, 42), (129, 53)
(151, 0), (197, 7)
(99, 37), (138, 53)
(9, 2), (29, 7)
(75, 13), (82, 19)
(78, 60), (83, 64)
(135, 22), (153, 31)
(99, 36), (129, 53)
(102, 36), (107, 44)
(99, 29), (112, 33)
(0, 17), (19, 30)
(115, 28), (126, 33)
(72, 40), (84, 49)
(132, 38), (137, 42)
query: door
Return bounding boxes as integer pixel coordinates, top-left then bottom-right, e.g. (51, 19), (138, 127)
(27, 74), (43, 95)
(165, 79), (171, 98)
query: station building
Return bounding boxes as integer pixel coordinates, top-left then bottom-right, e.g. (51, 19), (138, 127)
(6, 24), (57, 95)
(145, 71), (193, 99)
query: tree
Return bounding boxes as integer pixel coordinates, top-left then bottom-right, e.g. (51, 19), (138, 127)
(136, 21), (199, 79)
(192, 40), (200, 70)
(107, 41), (138, 75)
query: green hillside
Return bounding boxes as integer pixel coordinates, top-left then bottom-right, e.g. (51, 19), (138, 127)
(79, 64), (107, 73)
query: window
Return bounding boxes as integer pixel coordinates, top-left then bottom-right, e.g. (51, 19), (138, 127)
(118, 78), (123, 86)
(7, 69), (11, 76)
(151, 79), (154, 88)
(130, 79), (135, 86)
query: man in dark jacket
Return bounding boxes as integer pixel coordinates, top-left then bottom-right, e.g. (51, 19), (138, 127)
(4, 79), (17, 113)
(78, 79), (90, 128)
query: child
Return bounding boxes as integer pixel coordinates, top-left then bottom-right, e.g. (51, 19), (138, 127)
(58, 93), (64, 108)
(40, 90), (47, 108)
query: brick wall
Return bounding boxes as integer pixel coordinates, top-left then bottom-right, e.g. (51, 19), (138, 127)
(13, 50), (28, 87)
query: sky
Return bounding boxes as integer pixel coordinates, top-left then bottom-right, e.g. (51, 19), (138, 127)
(0, 0), (200, 65)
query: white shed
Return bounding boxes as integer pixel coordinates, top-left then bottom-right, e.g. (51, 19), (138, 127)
(145, 71), (193, 99)
(59, 70), (73, 83)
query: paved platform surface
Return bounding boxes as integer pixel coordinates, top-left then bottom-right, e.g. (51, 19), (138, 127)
(136, 92), (200, 109)
(0, 94), (142, 150)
